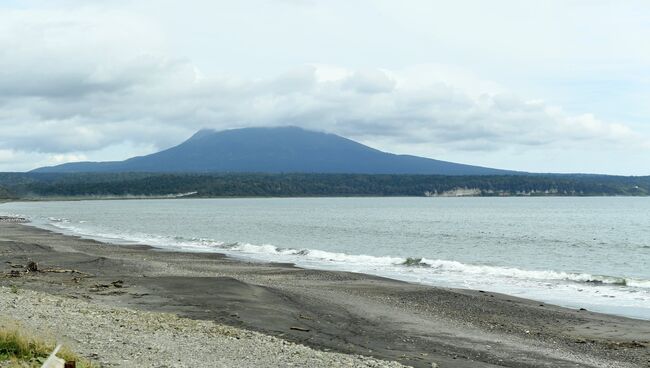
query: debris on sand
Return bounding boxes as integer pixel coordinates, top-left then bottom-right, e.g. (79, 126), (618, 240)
(25, 261), (39, 273)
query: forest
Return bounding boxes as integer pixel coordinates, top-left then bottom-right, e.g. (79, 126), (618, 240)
(0, 172), (649, 199)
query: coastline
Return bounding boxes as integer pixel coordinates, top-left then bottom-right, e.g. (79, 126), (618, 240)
(1, 222), (649, 367)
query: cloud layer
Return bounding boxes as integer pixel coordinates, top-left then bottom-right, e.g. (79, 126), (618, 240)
(0, 4), (648, 173)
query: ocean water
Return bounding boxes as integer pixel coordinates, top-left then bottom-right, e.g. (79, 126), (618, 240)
(2, 197), (649, 319)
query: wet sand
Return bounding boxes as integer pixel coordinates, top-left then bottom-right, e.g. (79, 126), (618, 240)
(1, 222), (649, 367)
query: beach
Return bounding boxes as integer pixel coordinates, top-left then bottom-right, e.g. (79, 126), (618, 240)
(1, 222), (649, 367)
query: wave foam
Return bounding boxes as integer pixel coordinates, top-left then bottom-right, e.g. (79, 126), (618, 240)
(189, 239), (650, 289)
(416, 257), (650, 288)
(45, 219), (650, 290)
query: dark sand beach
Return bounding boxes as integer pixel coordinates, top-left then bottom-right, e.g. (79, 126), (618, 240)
(1, 221), (649, 367)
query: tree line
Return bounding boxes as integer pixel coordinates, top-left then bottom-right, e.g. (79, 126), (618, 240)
(0, 172), (648, 198)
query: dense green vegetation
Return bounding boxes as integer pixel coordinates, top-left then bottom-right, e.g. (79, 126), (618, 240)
(0, 186), (13, 199)
(0, 172), (648, 198)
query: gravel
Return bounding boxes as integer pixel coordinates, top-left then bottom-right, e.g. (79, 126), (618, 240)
(0, 287), (408, 368)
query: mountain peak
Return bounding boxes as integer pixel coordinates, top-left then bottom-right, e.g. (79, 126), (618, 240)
(187, 128), (217, 141)
(32, 126), (515, 175)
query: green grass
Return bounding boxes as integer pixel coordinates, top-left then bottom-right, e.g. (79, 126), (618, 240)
(0, 328), (96, 367)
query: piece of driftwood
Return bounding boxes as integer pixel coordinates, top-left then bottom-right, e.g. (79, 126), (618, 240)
(3, 265), (92, 279)
(42, 268), (92, 277)
(289, 326), (310, 332)
(26, 261), (39, 273)
(8, 270), (21, 277)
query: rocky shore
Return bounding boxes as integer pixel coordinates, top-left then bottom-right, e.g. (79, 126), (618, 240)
(0, 287), (405, 368)
(1, 222), (649, 367)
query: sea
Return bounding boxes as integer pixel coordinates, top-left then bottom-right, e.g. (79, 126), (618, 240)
(1, 197), (649, 319)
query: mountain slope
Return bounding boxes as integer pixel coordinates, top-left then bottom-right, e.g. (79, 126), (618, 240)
(32, 127), (516, 175)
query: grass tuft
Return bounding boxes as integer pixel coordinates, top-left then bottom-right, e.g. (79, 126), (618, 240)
(0, 327), (96, 367)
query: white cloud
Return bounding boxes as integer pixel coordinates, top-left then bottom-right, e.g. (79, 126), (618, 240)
(0, 2), (648, 174)
(0, 149), (15, 162)
(51, 153), (87, 164)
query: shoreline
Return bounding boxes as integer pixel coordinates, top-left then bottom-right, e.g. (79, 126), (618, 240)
(4, 195), (650, 206)
(17, 214), (650, 322)
(1, 222), (649, 367)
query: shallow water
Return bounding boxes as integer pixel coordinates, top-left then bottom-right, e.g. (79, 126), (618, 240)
(2, 197), (649, 319)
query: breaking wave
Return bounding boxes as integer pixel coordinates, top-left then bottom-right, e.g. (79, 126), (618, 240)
(186, 239), (650, 289)
(42, 218), (650, 291)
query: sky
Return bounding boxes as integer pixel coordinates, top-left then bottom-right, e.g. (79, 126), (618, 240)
(0, 0), (648, 174)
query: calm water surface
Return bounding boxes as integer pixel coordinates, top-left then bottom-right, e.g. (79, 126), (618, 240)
(2, 197), (649, 319)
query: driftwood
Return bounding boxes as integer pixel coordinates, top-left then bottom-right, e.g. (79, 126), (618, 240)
(6, 261), (38, 272)
(289, 326), (310, 332)
(89, 280), (126, 292)
(26, 261), (38, 273)
(8, 270), (21, 277)
(3, 262), (92, 278)
(41, 268), (92, 277)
